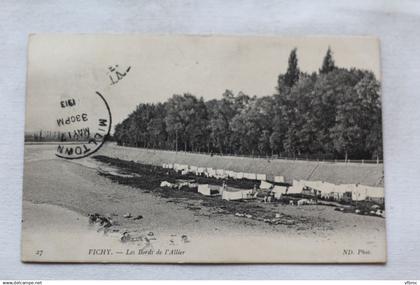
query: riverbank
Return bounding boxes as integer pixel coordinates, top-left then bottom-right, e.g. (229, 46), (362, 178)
(21, 144), (386, 262)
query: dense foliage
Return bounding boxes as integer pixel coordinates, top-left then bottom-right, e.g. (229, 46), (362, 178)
(114, 48), (382, 160)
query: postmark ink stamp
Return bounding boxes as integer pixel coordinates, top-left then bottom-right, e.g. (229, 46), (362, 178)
(55, 91), (112, 159)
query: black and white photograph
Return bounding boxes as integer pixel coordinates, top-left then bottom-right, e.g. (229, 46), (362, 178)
(22, 34), (385, 263)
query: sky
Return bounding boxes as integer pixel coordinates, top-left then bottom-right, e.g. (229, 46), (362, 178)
(25, 34), (381, 132)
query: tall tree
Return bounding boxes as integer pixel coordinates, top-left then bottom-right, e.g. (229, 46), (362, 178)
(329, 70), (381, 160)
(284, 48), (300, 87)
(165, 94), (209, 152)
(207, 90), (236, 154)
(319, 47), (336, 74)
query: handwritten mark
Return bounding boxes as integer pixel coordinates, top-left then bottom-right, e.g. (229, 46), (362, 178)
(108, 65), (131, 86)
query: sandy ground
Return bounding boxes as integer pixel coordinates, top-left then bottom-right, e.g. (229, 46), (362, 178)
(21, 144), (386, 263)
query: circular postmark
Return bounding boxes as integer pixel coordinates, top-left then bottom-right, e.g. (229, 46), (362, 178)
(55, 91), (112, 159)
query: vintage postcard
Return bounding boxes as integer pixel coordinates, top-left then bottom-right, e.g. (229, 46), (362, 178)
(22, 34), (385, 263)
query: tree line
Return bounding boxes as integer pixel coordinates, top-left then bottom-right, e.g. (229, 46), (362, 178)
(113, 47), (382, 160)
(25, 130), (86, 142)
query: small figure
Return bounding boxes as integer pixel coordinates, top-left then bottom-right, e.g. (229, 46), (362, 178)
(181, 234), (190, 243)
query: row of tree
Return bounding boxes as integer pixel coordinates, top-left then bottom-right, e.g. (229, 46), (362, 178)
(25, 130), (79, 142)
(114, 48), (382, 160)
